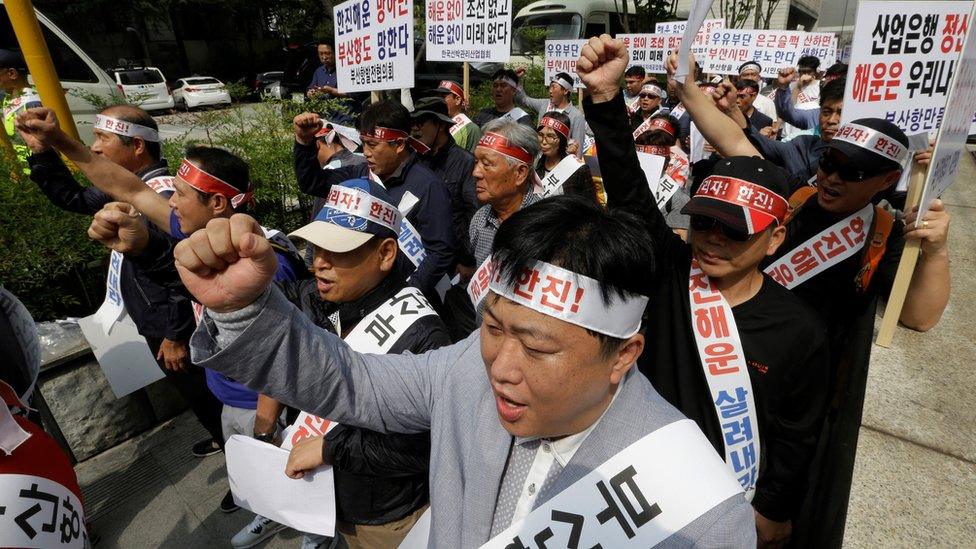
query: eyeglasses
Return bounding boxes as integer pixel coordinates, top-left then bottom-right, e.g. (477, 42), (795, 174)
(639, 93), (660, 99)
(538, 132), (560, 142)
(690, 215), (753, 242)
(818, 154), (872, 182)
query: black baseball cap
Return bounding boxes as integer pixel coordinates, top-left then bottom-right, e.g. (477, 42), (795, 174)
(827, 118), (909, 176)
(0, 49), (27, 72)
(682, 157), (791, 235)
(410, 96), (455, 126)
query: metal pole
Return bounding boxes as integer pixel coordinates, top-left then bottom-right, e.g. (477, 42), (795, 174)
(5, 0), (79, 140)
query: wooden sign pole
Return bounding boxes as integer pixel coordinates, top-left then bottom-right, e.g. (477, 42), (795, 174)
(875, 161), (929, 347)
(463, 62), (470, 109)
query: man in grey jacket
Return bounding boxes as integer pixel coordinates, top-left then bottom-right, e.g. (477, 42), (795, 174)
(177, 196), (756, 548)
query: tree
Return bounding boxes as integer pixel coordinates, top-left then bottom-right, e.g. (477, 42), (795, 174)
(717, 0), (757, 29)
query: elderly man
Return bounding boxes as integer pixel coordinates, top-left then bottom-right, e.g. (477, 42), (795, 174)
(514, 71), (587, 150)
(175, 192), (756, 548)
(474, 69), (534, 127)
(432, 79), (481, 151)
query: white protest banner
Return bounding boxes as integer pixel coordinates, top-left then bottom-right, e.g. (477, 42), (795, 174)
(544, 40), (586, 88)
(619, 34), (681, 75)
(918, 2), (976, 222)
(226, 435), (337, 536)
(426, 0), (512, 62)
(79, 312), (165, 399)
(676, 0), (718, 80)
(839, 42), (852, 63)
(841, 1), (972, 137)
(701, 29), (806, 78)
(334, 0), (414, 93)
(801, 32), (837, 67)
(655, 18), (725, 38)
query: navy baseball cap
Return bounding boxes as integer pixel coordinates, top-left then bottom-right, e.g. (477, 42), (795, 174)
(0, 49), (27, 71)
(289, 178), (400, 253)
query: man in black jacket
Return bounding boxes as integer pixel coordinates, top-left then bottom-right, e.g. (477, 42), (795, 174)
(282, 177), (449, 548)
(577, 35), (830, 547)
(292, 101), (458, 304)
(19, 104), (223, 456)
(410, 96), (479, 273)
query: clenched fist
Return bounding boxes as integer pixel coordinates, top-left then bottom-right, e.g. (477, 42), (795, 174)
(88, 202), (149, 254)
(576, 35), (629, 103)
(174, 214), (278, 313)
(294, 112), (323, 145)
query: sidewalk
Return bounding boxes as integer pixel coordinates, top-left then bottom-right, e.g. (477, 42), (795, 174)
(74, 155), (976, 547)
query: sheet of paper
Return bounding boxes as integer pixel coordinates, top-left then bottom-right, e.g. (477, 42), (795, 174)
(225, 434), (336, 536)
(79, 312), (165, 399)
(397, 507), (431, 549)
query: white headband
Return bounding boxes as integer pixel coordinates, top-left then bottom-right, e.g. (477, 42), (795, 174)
(833, 123), (909, 164)
(552, 75), (574, 91)
(495, 76), (518, 89)
(324, 185), (402, 233)
(94, 114), (160, 142)
(489, 260), (648, 338)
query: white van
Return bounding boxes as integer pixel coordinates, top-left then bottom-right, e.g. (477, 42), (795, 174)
(108, 66), (175, 112)
(0, 1), (119, 143)
(511, 0), (637, 60)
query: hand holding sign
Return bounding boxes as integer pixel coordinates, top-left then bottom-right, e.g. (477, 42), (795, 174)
(903, 199), (950, 257)
(88, 202), (149, 254)
(294, 112), (323, 145)
(174, 214), (279, 314)
(576, 35), (629, 104)
(285, 435), (326, 479)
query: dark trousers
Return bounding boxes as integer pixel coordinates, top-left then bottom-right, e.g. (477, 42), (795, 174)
(146, 337), (225, 447)
(440, 284), (479, 343)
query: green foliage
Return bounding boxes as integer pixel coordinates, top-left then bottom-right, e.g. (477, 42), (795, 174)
(0, 159), (108, 321)
(223, 81), (253, 103)
(468, 63), (549, 115)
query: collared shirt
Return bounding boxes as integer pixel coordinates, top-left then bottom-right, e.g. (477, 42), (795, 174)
(469, 192), (541, 266)
(308, 65), (338, 90)
(507, 389), (621, 524)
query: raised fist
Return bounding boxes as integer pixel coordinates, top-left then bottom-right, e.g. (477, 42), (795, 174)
(174, 214), (278, 313)
(87, 202), (149, 254)
(14, 108), (62, 151)
(576, 35), (629, 103)
(294, 112), (323, 145)
(777, 67), (796, 88)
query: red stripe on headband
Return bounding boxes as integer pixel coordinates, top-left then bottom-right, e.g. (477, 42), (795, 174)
(177, 159), (253, 208)
(361, 126), (431, 154)
(477, 132), (533, 164)
(637, 145), (671, 157)
(649, 118), (676, 137)
(439, 80), (464, 98)
(540, 116), (570, 140)
(695, 175), (789, 224)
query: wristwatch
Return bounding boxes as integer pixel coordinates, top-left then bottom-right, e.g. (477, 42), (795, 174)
(253, 432), (276, 443)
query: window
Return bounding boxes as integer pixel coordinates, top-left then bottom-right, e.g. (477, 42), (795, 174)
(186, 78), (221, 85)
(511, 13), (583, 55)
(609, 13), (637, 36)
(0, 6), (98, 83)
(116, 69), (165, 86)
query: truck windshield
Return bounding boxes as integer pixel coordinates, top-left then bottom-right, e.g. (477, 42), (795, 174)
(511, 13), (582, 55)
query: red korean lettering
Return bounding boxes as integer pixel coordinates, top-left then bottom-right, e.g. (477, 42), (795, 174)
(790, 247), (820, 276)
(704, 343), (740, 375)
(694, 305), (730, 338)
(539, 275), (572, 312)
(513, 268), (541, 300)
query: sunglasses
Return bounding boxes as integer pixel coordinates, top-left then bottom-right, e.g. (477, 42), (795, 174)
(639, 93), (660, 99)
(690, 215), (753, 242)
(818, 154), (873, 182)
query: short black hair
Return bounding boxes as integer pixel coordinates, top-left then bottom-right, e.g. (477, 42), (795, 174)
(537, 110), (572, 156)
(625, 66), (646, 78)
(359, 100), (411, 134)
(491, 68), (520, 86)
(820, 78), (845, 106)
(490, 195), (655, 352)
(316, 40), (334, 49)
(825, 62), (848, 79)
(798, 55), (821, 71)
(184, 145), (250, 209)
(735, 79), (760, 93)
(103, 105), (162, 161)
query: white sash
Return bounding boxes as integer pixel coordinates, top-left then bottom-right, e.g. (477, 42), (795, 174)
(449, 113), (474, 137)
(481, 419), (743, 548)
(2, 89), (41, 119)
(499, 107), (529, 122)
(466, 256), (496, 308)
(670, 103), (687, 120)
(0, 474), (87, 548)
(397, 192), (426, 268)
(764, 204), (874, 290)
(652, 173), (682, 212)
(538, 155), (584, 198)
(688, 260), (761, 498)
(666, 151), (690, 187)
(282, 286), (436, 446)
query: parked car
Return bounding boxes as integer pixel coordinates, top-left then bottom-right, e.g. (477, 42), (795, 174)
(255, 70), (284, 99)
(0, 1), (119, 143)
(171, 77), (232, 110)
(107, 66), (174, 111)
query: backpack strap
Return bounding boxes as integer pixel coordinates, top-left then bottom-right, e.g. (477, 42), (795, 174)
(785, 187), (818, 224)
(855, 206), (895, 293)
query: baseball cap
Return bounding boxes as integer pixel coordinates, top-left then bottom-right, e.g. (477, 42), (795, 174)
(289, 178), (400, 253)
(432, 80), (464, 98)
(682, 157), (791, 235)
(410, 96), (456, 125)
(827, 118), (909, 176)
(0, 49), (27, 71)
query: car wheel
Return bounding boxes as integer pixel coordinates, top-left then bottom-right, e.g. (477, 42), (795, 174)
(180, 98), (190, 112)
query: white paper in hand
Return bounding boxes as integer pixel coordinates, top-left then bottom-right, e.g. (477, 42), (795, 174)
(676, 0), (717, 80)
(225, 435), (336, 536)
(397, 507), (431, 549)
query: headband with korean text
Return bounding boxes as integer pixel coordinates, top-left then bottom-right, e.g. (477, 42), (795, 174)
(361, 126), (431, 154)
(539, 116), (570, 140)
(494, 76), (518, 89)
(649, 118), (676, 137)
(439, 80), (464, 98)
(552, 75), (573, 91)
(95, 114), (160, 142)
(489, 260), (648, 338)
(323, 185), (402, 233)
(477, 132), (533, 165)
(695, 175), (789, 228)
(177, 159), (253, 208)
(637, 144), (671, 157)
(832, 123), (909, 164)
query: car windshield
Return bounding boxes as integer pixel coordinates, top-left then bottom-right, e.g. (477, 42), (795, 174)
(118, 69), (164, 85)
(511, 13), (582, 55)
(186, 78), (221, 85)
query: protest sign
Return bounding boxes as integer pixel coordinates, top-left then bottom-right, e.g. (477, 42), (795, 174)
(701, 30), (806, 78)
(676, 0), (718, 80)
(655, 18), (725, 38)
(619, 34), (683, 74)
(334, 0), (414, 93)
(79, 312), (165, 399)
(801, 32), (837, 67)
(544, 40), (586, 88)
(839, 42), (851, 63)
(227, 435), (336, 536)
(426, 0), (512, 62)
(841, 1), (972, 137)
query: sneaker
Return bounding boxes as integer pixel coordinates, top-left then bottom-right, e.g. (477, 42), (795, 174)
(300, 534), (334, 549)
(220, 489), (240, 513)
(192, 438), (222, 458)
(231, 515), (287, 548)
